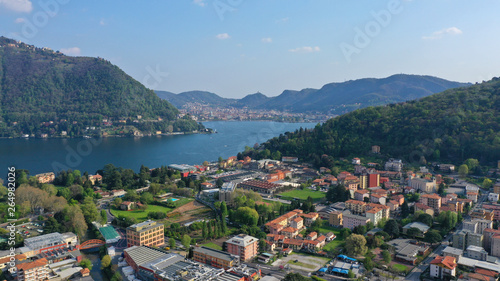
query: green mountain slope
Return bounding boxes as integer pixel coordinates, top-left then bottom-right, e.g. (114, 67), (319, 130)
(0, 37), (201, 137)
(248, 78), (500, 166)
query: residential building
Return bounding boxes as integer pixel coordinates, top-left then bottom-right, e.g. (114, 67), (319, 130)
(34, 172), (55, 184)
(359, 172), (380, 189)
(370, 193), (387, 205)
(488, 193), (499, 202)
(219, 182), (237, 205)
(366, 203), (390, 219)
(410, 177), (437, 193)
(419, 193), (442, 212)
(15, 258), (49, 281)
(301, 212), (319, 226)
(439, 164), (455, 173)
(494, 183), (500, 195)
(484, 228), (500, 254)
(354, 189), (370, 202)
(453, 230), (470, 250)
(442, 246), (463, 261)
(329, 211), (343, 227)
(465, 245), (488, 261)
(192, 246), (239, 269)
(126, 220), (165, 248)
(414, 203), (434, 217)
(463, 220), (479, 234)
(226, 234), (259, 261)
(366, 207), (385, 226)
(385, 159), (403, 172)
(352, 158), (361, 165)
(467, 232), (484, 248)
(342, 211), (370, 230)
(430, 256), (457, 279)
(281, 227), (299, 239)
(345, 199), (366, 215)
(371, 145), (380, 154)
(306, 232), (318, 241)
(290, 217), (303, 230)
(468, 192), (479, 203)
(491, 235), (500, 258)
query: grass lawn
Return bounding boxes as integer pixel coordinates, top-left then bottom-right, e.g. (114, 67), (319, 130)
(392, 264), (409, 272)
(202, 242), (222, 251)
(111, 204), (172, 221)
(279, 189), (326, 201)
(317, 225), (344, 252)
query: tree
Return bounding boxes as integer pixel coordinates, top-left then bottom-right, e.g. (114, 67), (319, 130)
(424, 230), (442, 245)
(458, 164), (469, 177)
(340, 228), (352, 240)
(416, 213), (433, 227)
(382, 250), (392, 264)
(113, 197), (123, 209)
(169, 238), (176, 249)
(483, 178), (493, 189)
(406, 227), (422, 239)
(401, 201), (410, 217)
(181, 234), (191, 250)
(233, 207), (259, 226)
(100, 209), (107, 225)
(79, 259), (93, 270)
(283, 273), (310, 281)
(111, 272), (122, 281)
(363, 257), (374, 271)
(220, 201), (228, 217)
(80, 197), (100, 223)
(347, 270), (355, 278)
(216, 178), (224, 188)
(140, 192), (154, 204)
(383, 219), (400, 238)
(464, 158), (479, 172)
(353, 225), (367, 235)
(344, 234), (367, 256)
(101, 255), (111, 269)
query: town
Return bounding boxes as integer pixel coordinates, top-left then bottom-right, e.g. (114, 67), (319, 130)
(1, 147), (500, 281)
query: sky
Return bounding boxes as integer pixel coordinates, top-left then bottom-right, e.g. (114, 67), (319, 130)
(0, 0), (499, 98)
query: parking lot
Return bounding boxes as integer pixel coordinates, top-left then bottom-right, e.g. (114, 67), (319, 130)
(15, 222), (44, 238)
(272, 253), (331, 272)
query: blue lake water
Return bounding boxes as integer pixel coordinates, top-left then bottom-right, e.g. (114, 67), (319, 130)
(0, 121), (317, 177)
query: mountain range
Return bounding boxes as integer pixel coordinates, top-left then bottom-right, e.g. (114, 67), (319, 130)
(157, 75), (470, 114)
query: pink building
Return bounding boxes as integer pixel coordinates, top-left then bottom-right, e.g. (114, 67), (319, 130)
(226, 234), (259, 261)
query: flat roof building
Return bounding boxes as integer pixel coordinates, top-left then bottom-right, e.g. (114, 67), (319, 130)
(126, 220), (164, 248)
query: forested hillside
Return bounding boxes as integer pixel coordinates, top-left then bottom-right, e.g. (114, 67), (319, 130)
(245, 78), (500, 166)
(0, 37), (202, 137)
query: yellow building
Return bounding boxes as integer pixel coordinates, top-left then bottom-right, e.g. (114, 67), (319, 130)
(126, 220), (164, 248)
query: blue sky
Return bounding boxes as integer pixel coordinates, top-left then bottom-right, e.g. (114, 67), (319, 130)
(1, 0), (499, 98)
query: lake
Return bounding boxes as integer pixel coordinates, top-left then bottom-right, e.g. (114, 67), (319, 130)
(0, 121), (316, 177)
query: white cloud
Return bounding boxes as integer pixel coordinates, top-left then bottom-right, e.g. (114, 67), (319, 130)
(216, 33), (230, 40)
(99, 19), (106, 26)
(276, 17), (289, 23)
(261, 37), (272, 43)
(60, 47), (81, 56)
(14, 17), (25, 23)
(422, 27), (463, 40)
(0, 0), (32, 13)
(193, 0), (205, 7)
(289, 46), (320, 53)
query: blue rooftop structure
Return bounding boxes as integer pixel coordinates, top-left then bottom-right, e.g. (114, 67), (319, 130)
(318, 268), (327, 272)
(338, 254), (356, 262)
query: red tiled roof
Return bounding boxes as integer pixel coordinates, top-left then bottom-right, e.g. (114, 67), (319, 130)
(17, 258), (48, 271)
(430, 256), (456, 270)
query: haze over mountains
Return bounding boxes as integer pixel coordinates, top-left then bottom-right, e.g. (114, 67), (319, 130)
(156, 74), (470, 114)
